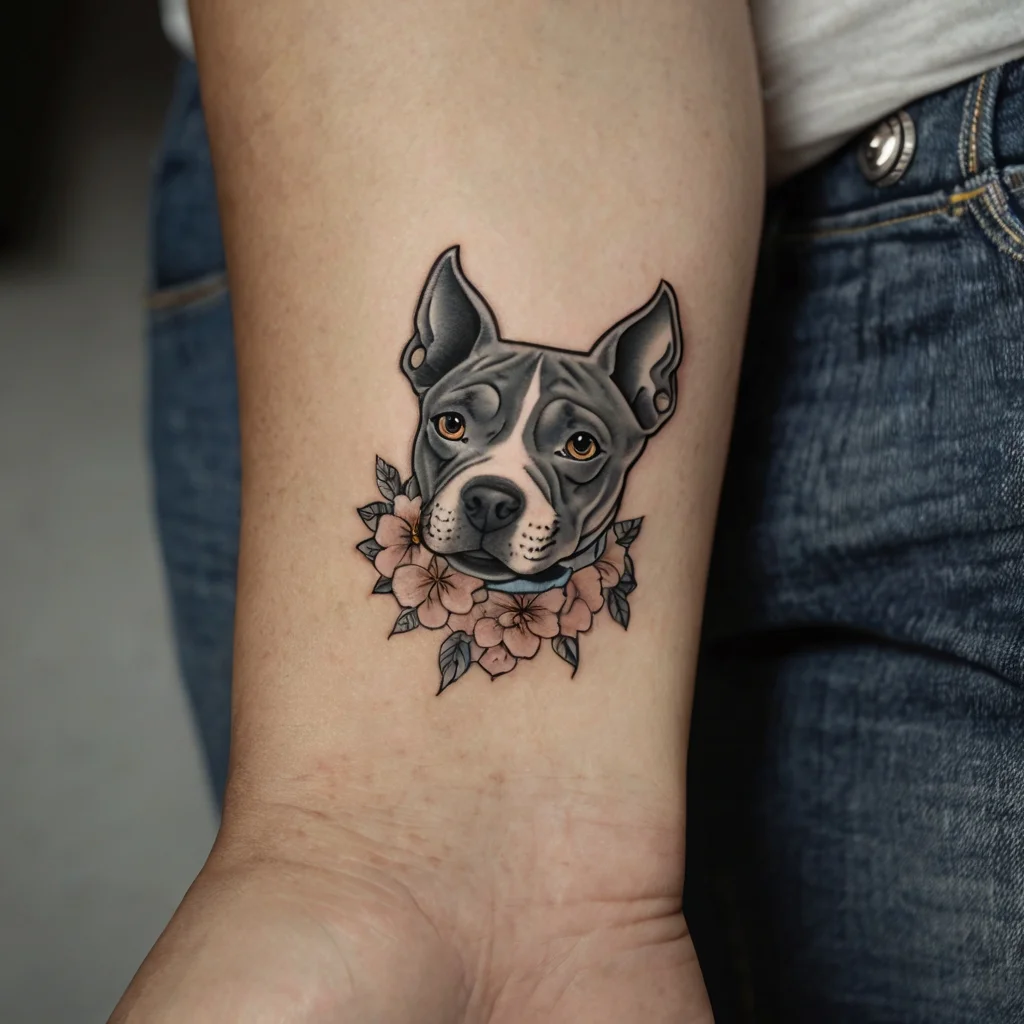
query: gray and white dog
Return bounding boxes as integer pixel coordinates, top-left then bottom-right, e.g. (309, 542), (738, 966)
(401, 247), (682, 589)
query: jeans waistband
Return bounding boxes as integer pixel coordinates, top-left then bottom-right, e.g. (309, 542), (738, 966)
(775, 57), (1024, 222)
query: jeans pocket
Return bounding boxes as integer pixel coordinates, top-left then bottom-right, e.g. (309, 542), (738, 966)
(960, 164), (1024, 265)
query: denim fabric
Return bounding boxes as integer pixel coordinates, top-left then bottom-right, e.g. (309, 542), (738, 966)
(148, 61), (235, 801)
(687, 61), (1024, 1023)
(147, 57), (1024, 1021)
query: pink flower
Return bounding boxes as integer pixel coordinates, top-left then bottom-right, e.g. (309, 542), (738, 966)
(473, 590), (564, 659)
(558, 534), (628, 637)
(392, 554), (483, 629)
(559, 572), (603, 638)
(447, 588), (490, 635)
(374, 495), (430, 578)
(478, 644), (517, 677)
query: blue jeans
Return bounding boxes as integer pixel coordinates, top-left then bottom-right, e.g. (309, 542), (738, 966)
(148, 58), (1024, 1021)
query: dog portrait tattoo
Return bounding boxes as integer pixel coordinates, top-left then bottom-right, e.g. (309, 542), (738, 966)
(356, 247), (682, 691)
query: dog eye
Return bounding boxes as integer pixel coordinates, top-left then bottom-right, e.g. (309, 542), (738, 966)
(562, 432), (600, 461)
(434, 412), (466, 441)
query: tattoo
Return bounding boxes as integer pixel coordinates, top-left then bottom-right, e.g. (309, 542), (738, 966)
(355, 247), (682, 692)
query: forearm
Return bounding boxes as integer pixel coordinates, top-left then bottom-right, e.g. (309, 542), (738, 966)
(115, 2), (762, 1020)
(204, 0), (761, 806)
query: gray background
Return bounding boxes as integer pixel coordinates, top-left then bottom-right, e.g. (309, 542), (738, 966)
(0, 2), (217, 1021)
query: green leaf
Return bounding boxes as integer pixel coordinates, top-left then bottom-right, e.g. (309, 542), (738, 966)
(403, 475), (421, 500)
(357, 537), (383, 562)
(612, 517), (643, 548)
(376, 456), (403, 502)
(438, 631), (473, 693)
(605, 586), (630, 629)
(372, 575), (393, 594)
(551, 635), (579, 675)
(358, 500), (393, 531)
(390, 607), (420, 636)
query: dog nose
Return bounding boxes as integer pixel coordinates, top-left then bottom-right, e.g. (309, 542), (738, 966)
(461, 479), (524, 532)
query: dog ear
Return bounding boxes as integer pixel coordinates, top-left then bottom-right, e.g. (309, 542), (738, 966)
(401, 247), (500, 394)
(589, 281), (683, 434)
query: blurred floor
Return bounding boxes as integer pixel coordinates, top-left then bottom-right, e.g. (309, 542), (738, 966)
(0, 2), (217, 1022)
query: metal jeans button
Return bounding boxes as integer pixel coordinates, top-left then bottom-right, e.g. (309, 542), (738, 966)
(857, 110), (916, 186)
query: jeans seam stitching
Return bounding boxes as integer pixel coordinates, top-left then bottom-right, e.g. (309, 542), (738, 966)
(955, 66), (1024, 263)
(968, 71), (988, 175)
(973, 185), (1024, 261)
(781, 204), (949, 241)
(982, 188), (1024, 247)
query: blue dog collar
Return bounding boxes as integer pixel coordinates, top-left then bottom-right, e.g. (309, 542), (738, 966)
(487, 567), (573, 594)
(483, 532), (607, 595)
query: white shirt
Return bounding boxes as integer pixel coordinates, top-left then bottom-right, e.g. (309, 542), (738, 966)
(161, 0), (1024, 181)
(752, 0), (1024, 179)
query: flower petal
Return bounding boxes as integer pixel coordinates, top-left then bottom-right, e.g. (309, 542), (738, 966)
(479, 644), (516, 677)
(374, 542), (408, 579)
(393, 495), (422, 529)
(558, 597), (592, 639)
(408, 543), (434, 567)
(392, 563), (433, 608)
(596, 537), (627, 587)
(503, 623), (541, 659)
(526, 607), (560, 639)
(448, 602), (486, 634)
(374, 514), (411, 549)
(530, 589), (566, 615)
(425, 554), (448, 580)
(438, 568), (483, 614)
(417, 588), (450, 629)
(488, 592), (522, 615)
(497, 610), (519, 628)
(474, 617), (504, 648)
(570, 566), (605, 613)
(471, 594), (505, 620)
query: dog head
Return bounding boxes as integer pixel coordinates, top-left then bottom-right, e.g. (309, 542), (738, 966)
(401, 247), (682, 583)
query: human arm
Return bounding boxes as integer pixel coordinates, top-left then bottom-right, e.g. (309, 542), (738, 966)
(112, 2), (763, 1021)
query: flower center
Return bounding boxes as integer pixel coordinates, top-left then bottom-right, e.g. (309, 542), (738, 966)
(410, 522), (420, 545)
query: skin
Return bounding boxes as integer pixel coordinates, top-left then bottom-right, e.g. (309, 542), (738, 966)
(110, 1), (764, 1021)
